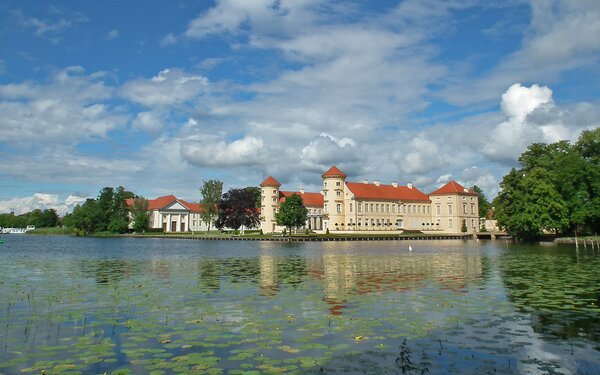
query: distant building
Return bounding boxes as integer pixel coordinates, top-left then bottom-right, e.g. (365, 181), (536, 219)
(260, 166), (479, 234)
(126, 195), (208, 232)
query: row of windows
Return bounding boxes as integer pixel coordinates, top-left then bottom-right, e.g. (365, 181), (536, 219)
(434, 204), (476, 215)
(350, 202), (430, 215)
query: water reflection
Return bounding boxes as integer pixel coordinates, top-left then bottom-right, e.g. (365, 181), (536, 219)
(499, 246), (600, 342)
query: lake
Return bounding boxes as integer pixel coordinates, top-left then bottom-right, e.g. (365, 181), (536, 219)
(0, 235), (598, 374)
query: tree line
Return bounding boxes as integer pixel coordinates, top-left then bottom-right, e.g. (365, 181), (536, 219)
(0, 209), (60, 229)
(493, 127), (600, 241)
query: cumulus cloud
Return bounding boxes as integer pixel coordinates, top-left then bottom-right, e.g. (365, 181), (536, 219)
(181, 135), (267, 167)
(131, 111), (164, 133)
(121, 68), (209, 107)
(300, 133), (358, 169)
(0, 194), (87, 216)
(396, 136), (445, 175)
(483, 83), (599, 162)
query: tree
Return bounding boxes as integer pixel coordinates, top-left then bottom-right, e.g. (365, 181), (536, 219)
(215, 187), (260, 232)
(130, 197), (149, 233)
(471, 185), (491, 219)
(68, 199), (103, 236)
(200, 179), (223, 232)
(275, 194), (308, 236)
(108, 186), (131, 233)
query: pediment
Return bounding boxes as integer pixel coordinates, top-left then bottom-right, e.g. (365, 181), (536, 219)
(162, 201), (189, 211)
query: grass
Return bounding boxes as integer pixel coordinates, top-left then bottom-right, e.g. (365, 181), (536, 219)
(27, 227), (76, 235)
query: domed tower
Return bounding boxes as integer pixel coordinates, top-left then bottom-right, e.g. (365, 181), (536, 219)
(321, 166), (347, 231)
(260, 176), (282, 233)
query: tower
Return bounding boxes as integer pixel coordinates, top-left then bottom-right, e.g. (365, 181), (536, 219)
(259, 176), (282, 233)
(321, 166), (347, 231)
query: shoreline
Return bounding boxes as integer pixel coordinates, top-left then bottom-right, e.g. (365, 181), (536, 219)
(125, 233), (474, 242)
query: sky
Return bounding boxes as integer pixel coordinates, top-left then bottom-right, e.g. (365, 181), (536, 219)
(0, 0), (599, 215)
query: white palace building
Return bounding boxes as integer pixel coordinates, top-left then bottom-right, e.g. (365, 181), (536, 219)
(260, 166), (479, 235)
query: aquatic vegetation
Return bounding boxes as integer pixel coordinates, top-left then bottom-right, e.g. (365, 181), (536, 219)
(0, 236), (599, 374)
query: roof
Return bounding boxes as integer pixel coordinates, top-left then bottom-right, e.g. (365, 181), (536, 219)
(126, 195), (204, 213)
(429, 181), (478, 196)
(280, 191), (324, 207)
(346, 182), (430, 202)
(321, 165), (347, 179)
(260, 176), (282, 187)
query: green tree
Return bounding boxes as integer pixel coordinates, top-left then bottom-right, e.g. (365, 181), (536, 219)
(200, 179), (223, 232)
(215, 187), (260, 232)
(130, 197), (149, 234)
(471, 185), (491, 218)
(68, 199), (103, 235)
(107, 186), (130, 233)
(275, 194), (308, 236)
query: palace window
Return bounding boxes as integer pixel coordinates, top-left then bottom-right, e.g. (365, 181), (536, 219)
(349, 203), (353, 213)
(471, 204), (475, 214)
(436, 205), (440, 215)
(370, 203), (374, 212)
(403, 205), (407, 214)
(358, 203), (362, 212)
(448, 219), (453, 228)
(336, 191), (341, 196)
(336, 181), (341, 186)
(448, 205), (453, 215)
(386, 204), (390, 213)
(427, 206), (430, 214)
(463, 204), (467, 214)
(392, 204), (396, 213)
(336, 204), (341, 213)
(375, 204), (379, 212)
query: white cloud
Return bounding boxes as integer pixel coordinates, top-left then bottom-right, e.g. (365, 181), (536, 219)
(300, 133), (359, 171)
(0, 66), (125, 147)
(15, 9), (88, 44)
(0, 193), (87, 216)
(396, 136), (445, 175)
(121, 68), (209, 107)
(131, 111), (164, 133)
(483, 83), (599, 162)
(160, 33), (177, 46)
(181, 135), (267, 167)
(106, 29), (119, 40)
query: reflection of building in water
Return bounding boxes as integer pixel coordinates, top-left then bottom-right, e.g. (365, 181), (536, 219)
(304, 253), (484, 314)
(259, 254), (278, 296)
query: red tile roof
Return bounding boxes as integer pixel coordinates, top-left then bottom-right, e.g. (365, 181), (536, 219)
(321, 165), (347, 178)
(429, 181), (478, 196)
(280, 191), (324, 207)
(260, 176), (282, 187)
(346, 182), (430, 202)
(126, 195), (204, 213)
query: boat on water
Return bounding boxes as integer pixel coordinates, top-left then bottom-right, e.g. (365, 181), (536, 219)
(0, 226), (34, 234)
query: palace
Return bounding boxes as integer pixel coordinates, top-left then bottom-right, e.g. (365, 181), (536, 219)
(260, 166), (479, 234)
(126, 195), (209, 232)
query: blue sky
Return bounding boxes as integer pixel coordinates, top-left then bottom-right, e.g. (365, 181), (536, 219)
(0, 0), (599, 215)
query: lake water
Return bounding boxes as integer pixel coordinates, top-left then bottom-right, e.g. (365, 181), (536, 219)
(0, 235), (599, 374)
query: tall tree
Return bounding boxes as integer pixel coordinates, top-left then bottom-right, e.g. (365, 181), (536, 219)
(130, 197), (150, 233)
(215, 187), (260, 232)
(275, 194), (308, 236)
(494, 129), (600, 240)
(200, 179), (223, 232)
(108, 186), (131, 233)
(471, 185), (491, 219)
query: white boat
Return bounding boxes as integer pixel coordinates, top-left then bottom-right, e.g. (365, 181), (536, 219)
(1, 227), (27, 234)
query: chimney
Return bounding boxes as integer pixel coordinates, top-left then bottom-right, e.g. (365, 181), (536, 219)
(374, 180), (380, 186)
(392, 182), (398, 188)
(407, 182), (413, 189)
(300, 188), (305, 194)
(363, 179), (368, 184)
